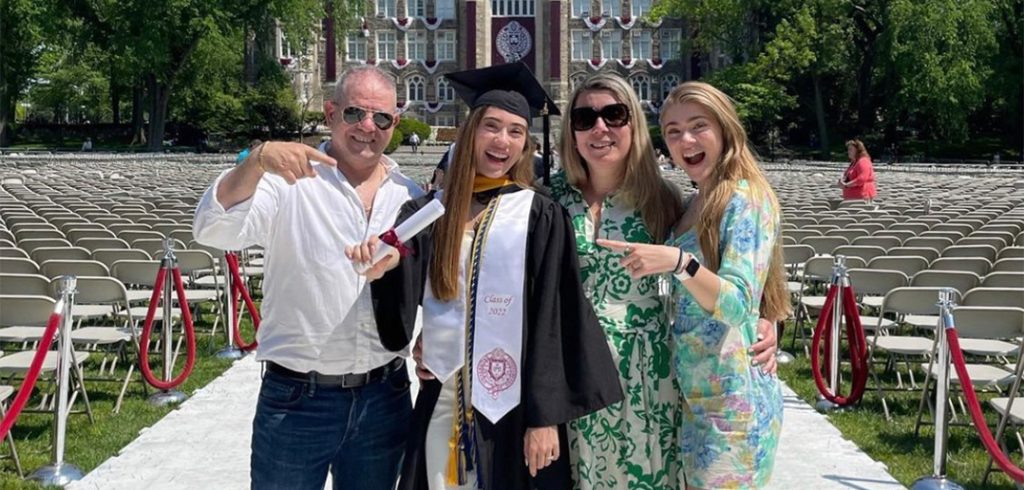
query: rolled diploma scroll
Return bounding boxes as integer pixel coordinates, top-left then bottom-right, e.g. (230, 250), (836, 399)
(354, 198), (446, 273)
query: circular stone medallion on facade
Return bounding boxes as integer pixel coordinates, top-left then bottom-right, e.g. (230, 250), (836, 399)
(496, 20), (533, 63)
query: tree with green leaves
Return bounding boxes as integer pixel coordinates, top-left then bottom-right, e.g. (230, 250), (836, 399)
(44, 0), (357, 150)
(0, 0), (45, 146)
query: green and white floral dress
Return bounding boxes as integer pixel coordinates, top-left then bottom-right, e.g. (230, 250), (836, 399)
(551, 174), (682, 490)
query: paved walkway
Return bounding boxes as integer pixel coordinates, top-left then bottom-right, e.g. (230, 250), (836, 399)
(69, 354), (904, 490)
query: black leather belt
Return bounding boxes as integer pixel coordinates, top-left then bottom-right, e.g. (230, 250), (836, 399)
(267, 357), (404, 389)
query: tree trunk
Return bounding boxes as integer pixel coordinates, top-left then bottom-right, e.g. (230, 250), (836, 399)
(130, 82), (146, 146)
(111, 82), (121, 125)
(146, 74), (171, 151)
(813, 74), (829, 158)
(244, 29), (258, 85)
(855, 47), (875, 133)
(0, 96), (11, 148)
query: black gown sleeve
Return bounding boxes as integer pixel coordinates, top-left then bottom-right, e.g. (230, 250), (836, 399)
(522, 195), (624, 428)
(371, 194), (435, 352)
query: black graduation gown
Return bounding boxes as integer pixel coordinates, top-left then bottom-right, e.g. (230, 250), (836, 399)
(371, 185), (623, 490)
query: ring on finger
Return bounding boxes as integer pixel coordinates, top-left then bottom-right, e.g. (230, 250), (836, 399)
(547, 455), (556, 461)
(624, 246), (633, 254)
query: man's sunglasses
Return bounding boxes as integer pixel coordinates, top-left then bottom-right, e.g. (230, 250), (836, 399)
(570, 103), (630, 131)
(341, 106), (396, 130)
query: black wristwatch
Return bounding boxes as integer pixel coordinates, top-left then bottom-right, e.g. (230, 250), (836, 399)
(677, 254), (700, 281)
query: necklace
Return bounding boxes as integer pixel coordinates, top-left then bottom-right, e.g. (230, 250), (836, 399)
(359, 163), (386, 216)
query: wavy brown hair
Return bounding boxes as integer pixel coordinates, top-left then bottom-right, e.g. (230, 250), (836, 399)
(846, 139), (870, 162)
(429, 106), (536, 301)
(559, 74), (682, 241)
(661, 81), (791, 321)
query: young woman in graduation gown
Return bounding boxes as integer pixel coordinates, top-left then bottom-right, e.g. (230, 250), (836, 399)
(351, 80), (623, 489)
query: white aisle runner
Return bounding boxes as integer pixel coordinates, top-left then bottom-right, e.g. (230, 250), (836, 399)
(68, 353), (903, 490)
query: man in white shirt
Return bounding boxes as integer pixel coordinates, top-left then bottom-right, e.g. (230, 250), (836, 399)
(193, 65), (423, 490)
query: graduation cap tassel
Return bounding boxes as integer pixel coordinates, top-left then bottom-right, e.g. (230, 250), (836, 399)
(447, 370), (471, 486)
(542, 102), (551, 186)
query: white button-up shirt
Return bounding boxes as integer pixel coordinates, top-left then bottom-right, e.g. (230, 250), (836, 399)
(193, 152), (423, 375)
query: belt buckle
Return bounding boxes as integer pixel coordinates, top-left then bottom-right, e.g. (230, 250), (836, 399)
(341, 372), (370, 389)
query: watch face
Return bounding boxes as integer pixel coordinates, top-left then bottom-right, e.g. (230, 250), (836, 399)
(685, 257), (701, 277)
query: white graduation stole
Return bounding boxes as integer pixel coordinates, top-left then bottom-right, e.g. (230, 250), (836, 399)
(421, 189), (534, 423)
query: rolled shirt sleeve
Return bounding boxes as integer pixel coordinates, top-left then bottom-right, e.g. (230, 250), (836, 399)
(193, 168), (281, 251)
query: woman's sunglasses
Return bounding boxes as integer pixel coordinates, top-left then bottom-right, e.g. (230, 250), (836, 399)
(341, 106), (396, 130)
(570, 103), (630, 131)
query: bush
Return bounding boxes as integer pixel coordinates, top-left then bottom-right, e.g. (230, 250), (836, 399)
(385, 128), (404, 154)
(397, 117), (430, 143)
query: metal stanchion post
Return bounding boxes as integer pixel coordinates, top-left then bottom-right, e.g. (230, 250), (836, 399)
(817, 255), (847, 412)
(29, 276), (84, 485)
(215, 253), (244, 360)
(148, 238), (189, 406)
(911, 288), (964, 490)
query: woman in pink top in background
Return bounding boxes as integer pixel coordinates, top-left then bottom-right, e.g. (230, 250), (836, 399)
(840, 139), (877, 202)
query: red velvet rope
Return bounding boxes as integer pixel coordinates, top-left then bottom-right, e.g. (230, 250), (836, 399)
(0, 307), (64, 441)
(810, 283), (870, 406)
(226, 253), (260, 351)
(945, 328), (1024, 482)
(138, 265), (197, 390)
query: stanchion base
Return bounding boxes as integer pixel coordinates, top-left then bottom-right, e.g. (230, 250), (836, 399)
(28, 462), (84, 486)
(148, 390), (188, 407)
(776, 350), (795, 364)
(815, 398), (846, 413)
(910, 476), (964, 490)
(215, 346), (245, 360)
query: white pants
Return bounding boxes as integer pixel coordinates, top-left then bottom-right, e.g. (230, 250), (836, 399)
(425, 377), (477, 490)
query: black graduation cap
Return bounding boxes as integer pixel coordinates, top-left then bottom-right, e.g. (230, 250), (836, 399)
(444, 62), (561, 121)
(443, 62), (560, 184)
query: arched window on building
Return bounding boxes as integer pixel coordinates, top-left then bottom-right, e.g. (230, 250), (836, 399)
(436, 77), (455, 101)
(407, 75), (426, 101)
(660, 74), (680, 101)
(631, 74), (651, 101)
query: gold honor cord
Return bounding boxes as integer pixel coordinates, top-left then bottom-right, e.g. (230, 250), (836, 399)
(447, 195), (503, 486)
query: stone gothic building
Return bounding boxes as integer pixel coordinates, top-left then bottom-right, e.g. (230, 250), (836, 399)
(277, 1), (720, 127)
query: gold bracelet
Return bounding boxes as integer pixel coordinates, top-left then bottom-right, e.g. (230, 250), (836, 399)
(255, 143), (268, 173)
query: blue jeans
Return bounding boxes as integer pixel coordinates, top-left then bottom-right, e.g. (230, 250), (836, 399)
(250, 363), (412, 490)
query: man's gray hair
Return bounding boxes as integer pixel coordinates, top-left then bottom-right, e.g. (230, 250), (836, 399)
(333, 66), (397, 104)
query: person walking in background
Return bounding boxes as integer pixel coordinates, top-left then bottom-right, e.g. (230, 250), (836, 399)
(409, 131), (421, 154)
(598, 81), (789, 489)
(194, 65), (421, 490)
(840, 139), (877, 204)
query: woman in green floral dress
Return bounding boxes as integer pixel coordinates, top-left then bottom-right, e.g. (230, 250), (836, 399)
(551, 74), (685, 490)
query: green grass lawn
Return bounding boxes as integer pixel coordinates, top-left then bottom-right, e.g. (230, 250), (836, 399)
(0, 309), (257, 489)
(778, 340), (1021, 489)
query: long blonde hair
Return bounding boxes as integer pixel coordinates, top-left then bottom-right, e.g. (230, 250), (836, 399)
(560, 74), (682, 241)
(662, 81), (790, 321)
(429, 106), (536, 301)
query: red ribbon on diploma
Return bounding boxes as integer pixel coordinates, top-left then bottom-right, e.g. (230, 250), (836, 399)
(380, 229), (413, 256)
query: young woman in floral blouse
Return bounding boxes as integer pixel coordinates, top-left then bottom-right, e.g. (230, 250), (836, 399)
(599, 81), (790, 489)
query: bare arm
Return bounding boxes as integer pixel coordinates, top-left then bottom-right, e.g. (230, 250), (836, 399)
(216, 142), (338, 210)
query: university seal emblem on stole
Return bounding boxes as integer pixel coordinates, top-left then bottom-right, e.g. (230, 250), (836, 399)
(477, 348), (518, 399)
